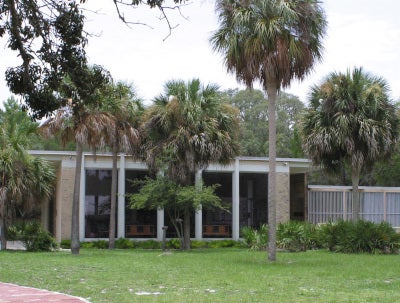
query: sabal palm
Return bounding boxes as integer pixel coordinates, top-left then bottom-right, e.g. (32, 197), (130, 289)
(41, 104), (115, 254)
(0, 99), (54, 250)
(210, 0), (326, 261)
(302, 67), (400, 221)
(100, 82), (142, 249)
(142, 78), (240, 249)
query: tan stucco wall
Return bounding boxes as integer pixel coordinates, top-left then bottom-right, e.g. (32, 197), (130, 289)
(56, 166), (75, 241)
(276, 172), (290, 223)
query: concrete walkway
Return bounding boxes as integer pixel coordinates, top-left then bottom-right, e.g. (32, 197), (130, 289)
(0, 283), (91, 303)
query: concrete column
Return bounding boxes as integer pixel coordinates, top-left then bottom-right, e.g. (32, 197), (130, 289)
(195, 169), (203, 239)
(157, 208), (164, 240)
(232, 158), (240, 240)
(117, 154), (126, 238)
(41, 199), (50, 232)
(79, 154), (86, 241)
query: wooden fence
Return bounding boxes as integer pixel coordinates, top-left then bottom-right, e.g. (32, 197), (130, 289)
(308, 186), (400, 228)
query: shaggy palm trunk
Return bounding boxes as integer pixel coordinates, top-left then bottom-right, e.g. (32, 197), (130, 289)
(266, 83), (277, 262)
(351, 169), (360, 222)
(109, 144), (118, 249)
(71, 143), (83, 255)
(183, 206), (191, 250)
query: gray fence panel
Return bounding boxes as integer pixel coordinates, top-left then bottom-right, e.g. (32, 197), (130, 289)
(308, 187), (400, 228)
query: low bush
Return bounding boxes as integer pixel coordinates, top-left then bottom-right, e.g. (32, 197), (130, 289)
(208, 239), (240, 248)
(166, 238), (181, 249)
(318, 220), (400, 254)
(8, 221), (58, 252)
(190, 240), (209, 249)
(60, 239), (71, 249)
(136, 240), (161, 249)
(240, 224), (268, 251)
(115, 238), (135, 249)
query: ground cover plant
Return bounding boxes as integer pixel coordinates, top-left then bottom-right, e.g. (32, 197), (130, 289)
(1, 249), (400, 303)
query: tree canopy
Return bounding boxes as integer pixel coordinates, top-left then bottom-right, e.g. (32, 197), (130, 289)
(302, 67), (400, 220)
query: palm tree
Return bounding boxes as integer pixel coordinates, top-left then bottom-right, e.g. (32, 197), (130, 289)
(210, 0), (327, 261)
(100, 82), (142, 249)
(0, 99), (54, 250)
(301, 67), (400, 221)
(41, 102), (115, 254)
(142, 78), (240, 249)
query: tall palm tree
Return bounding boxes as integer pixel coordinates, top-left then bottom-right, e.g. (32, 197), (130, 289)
(0, 99), (54, 250)
(41, 65), (113, 255)
(142, 78), (240, 249)
(41, 103), (115, 254)
(302, 67), (400, 221)
(210, 0), (326, 261)
(100, 82), (142, 249)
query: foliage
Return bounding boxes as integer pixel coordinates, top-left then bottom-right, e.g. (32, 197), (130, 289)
(211, 0), (327, 262)
(302, 67), (400, 178)
(0, 98), (55, 250)
(190, 240), (209, 249)
(136, 240), (161, 250)
(240, 224), (268, 251)
(60, 239), (71, 249)
(141, 78), (240, 250)
(276, 221), (319, 252)
(8, 221), (57, 252)
(129, 175), (226, 249)
(114, 238), (135, 249)
(207, 239), (240, 248)
(223, 89), (304, 157)
(1, 1), (87, 118)
(318, 220), (400, 254)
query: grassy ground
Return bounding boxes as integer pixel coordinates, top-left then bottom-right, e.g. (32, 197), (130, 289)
(0, 249), (399, 303)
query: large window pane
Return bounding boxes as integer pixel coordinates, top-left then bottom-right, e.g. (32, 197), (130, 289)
(85, 169), (115, 238)
(125, 170), (157, 238)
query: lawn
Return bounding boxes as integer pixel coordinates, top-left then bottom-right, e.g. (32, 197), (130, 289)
(0, 248), (399, 303)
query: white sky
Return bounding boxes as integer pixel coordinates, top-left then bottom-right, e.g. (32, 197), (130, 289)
(1, 0), (399, 107)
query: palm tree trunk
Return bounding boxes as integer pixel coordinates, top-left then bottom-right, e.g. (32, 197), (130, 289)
(266, 83), (277, 262)
(183, 206), (191, 250)
(109, 144), (118, 249)
(71, 142), (83, 255)
(0, 210), (6, 251)
(351, 168), (360, 222)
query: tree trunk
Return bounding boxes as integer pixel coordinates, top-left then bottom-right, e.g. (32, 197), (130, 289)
(0, 213), (6, 251)
(109, 144), (118, 249)
(183, 206), (191, 250)
(266, 83), (277, 262)
(351, 168), (360, 222)
(71, 143), (82, 255)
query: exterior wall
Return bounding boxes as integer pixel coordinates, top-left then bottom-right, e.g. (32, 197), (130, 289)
(33, 151), (310, 241)
(276, 172), (290, 223)
(56, 164), (75, 242)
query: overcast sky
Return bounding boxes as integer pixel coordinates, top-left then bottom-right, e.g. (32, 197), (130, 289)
(1, 0), (399, 107)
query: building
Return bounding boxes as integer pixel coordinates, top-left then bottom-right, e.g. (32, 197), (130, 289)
(32, 151), (311, 242)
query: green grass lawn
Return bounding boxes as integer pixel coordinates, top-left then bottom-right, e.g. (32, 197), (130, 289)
(0, 248), (399, 303)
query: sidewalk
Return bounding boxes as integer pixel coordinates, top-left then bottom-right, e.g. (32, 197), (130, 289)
(0, 282), (91, 303)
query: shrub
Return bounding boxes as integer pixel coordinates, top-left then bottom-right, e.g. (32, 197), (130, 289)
(91, 240), (109, 249)
(166, 238), (181, 249)
(277, 221), (307, 252)
(190, 240), (209, 249)
(208, 239), (240, 248)
(60, 239), (71, 249)
(115, 238), (135, 249)
(240, 224), (268, 251)
(8, 222), (58, 252)
(136, 240), (161, 249)
(80, 242), (94, 248)
(318, 220), (400, 254)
